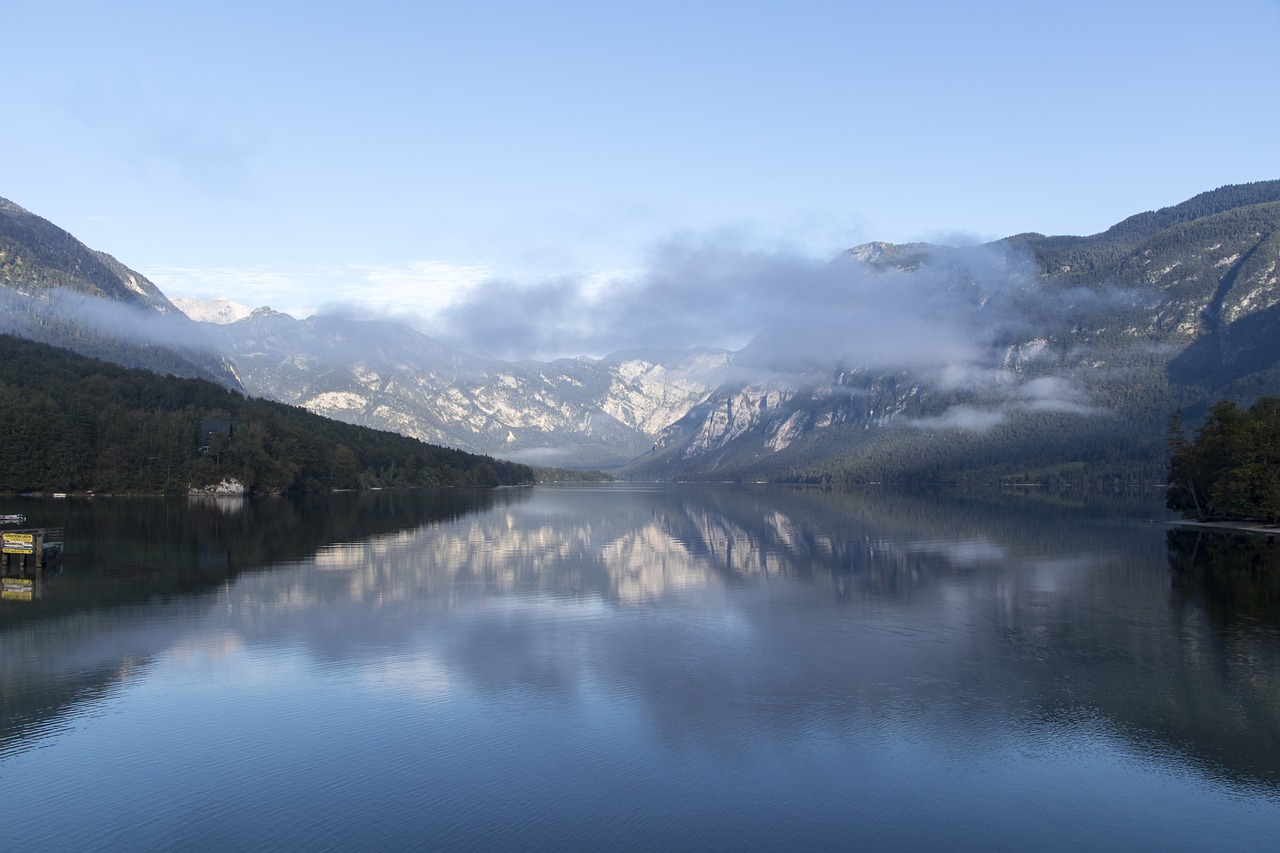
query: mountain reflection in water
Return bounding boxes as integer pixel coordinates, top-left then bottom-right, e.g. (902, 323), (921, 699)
(2, 485), (1278, 851)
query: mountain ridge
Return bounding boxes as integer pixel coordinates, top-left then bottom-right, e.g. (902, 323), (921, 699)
(622, 181), (1280, 483)
(0, 195), (242, 389)
(3, 181), (1279, 482)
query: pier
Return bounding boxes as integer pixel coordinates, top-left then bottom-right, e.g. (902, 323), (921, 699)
(1, 528), (65, 602)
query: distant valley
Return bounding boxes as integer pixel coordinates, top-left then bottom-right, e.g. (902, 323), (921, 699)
(198, 306), (730, 469)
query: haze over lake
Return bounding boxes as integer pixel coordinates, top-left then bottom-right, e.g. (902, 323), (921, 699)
(3, 485), (1278, 850)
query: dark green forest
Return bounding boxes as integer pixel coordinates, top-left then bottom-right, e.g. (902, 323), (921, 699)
(0, 335), (537, 494)
(1167, 397), (1280, 521)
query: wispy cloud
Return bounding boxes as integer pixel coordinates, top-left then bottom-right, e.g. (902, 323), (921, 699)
(900, 374), (1101, 433)
(57, 76), (252, 196)
(424, 233), (1074, 370)
(0, 288), (219, 353)
(343, 261), (496, 315)
(147, 260), (496, 322)
(1014, 376), (1099, 415)
(429, 234), (828, 360)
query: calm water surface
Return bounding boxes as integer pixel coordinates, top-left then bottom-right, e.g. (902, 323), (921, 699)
(2, 485), (1278, 851)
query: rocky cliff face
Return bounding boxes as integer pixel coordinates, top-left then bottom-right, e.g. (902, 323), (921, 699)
(170, 296), (253, 325)
(200, 308), (730, 469)
(625, 185), (1280, 481)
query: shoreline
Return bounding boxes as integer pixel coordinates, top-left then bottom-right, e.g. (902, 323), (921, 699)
(1170, 519), (1280, 535)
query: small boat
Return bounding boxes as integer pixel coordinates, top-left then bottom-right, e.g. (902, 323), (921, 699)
(0, 514), (25, 525)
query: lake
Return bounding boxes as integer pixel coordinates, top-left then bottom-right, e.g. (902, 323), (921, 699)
(2, 485), (1278, 851)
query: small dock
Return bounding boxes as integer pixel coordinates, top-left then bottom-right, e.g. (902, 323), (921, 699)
(1, 528), (65, 602)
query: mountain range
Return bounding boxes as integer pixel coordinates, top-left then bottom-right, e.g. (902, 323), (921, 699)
(3, 181), (1279, 482)
(198, 308), (730, 468)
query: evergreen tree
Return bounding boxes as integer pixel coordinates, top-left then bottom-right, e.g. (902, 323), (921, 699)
(1167, 397), (1280, 521)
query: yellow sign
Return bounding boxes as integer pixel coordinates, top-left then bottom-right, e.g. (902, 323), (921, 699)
(2, 577), (33, 601)
(2, 532), (34, 554)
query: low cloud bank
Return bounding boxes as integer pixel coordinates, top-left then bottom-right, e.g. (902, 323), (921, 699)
(0, 287), (218, 352)
(429, 235), (821, 361)
(431, 234), (1059, 366)
(429, 233), (1138, 426)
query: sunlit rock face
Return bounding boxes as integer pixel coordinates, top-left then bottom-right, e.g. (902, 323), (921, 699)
(200, 307), (731, 470)
(172, 296), (253, 325)
(188, 478), (247, 496)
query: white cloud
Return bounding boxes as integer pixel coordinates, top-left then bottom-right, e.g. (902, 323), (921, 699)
(345, 260), (495, 315)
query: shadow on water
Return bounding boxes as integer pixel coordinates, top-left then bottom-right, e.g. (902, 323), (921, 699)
(1156, 527), (1280, 789)
(1169, 527), (1280, 629)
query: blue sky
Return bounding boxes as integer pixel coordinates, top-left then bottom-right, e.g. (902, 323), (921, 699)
(3, 1), (1278, 354)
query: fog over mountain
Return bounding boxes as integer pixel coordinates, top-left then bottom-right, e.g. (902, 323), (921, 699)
(379, 230), (1139, 414)
(407, 229), (1139, 442)
(0, 196), (241, 388)
(4, 181), (1280, 480)
(625, 180), (1280, 483)
(430, 235), (825, 360)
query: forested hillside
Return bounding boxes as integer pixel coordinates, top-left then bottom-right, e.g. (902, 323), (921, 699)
(0, 335), (536, 494)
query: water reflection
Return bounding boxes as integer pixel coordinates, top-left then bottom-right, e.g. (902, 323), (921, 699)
(3, 485), (1279, 849)
(0, 488), (510, 758)
(1169, 526), (1280, 628)
(1164, 527), (1280, 785)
